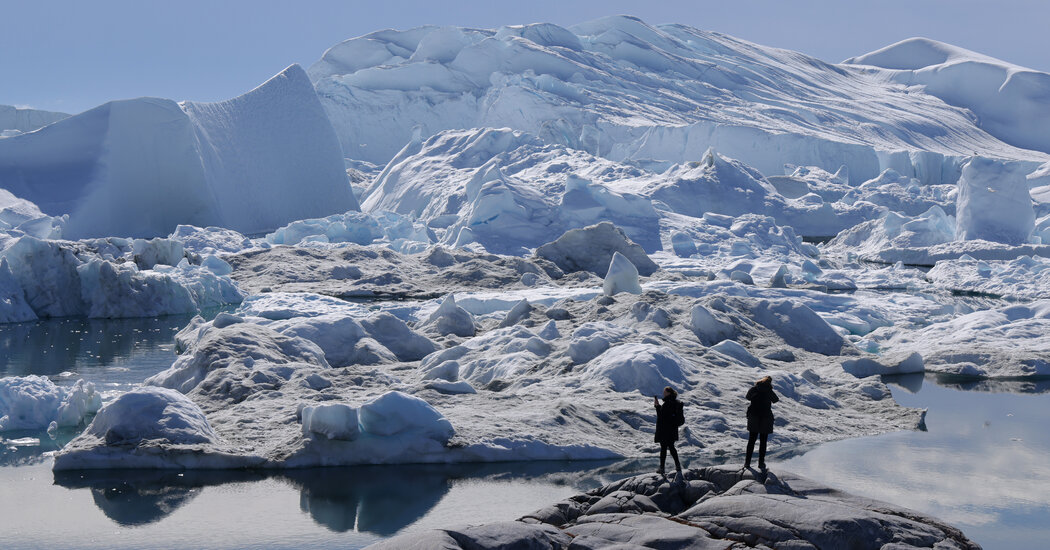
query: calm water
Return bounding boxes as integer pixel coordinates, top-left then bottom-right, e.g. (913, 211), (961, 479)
(783, 374), (1050, 550)
(2, 316), (1049, 549)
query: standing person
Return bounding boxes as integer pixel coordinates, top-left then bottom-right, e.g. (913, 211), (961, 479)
(653, 386), (684, 476)
(745, 376), (779, 470)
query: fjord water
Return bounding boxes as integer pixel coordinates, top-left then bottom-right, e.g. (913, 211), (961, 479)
(783, 374), (1050, 550)
(2, 316), (1048, 550)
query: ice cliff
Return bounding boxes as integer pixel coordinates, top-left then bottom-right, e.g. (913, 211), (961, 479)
(0, 65), (357, 239)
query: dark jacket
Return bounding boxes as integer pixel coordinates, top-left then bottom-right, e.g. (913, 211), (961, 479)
(654, 396), (683, 444)
(746, 383), (779, 434)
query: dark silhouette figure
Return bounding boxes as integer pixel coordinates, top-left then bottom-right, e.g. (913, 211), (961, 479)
(653, 386), (684, 475)
(745, 376), (779, 470)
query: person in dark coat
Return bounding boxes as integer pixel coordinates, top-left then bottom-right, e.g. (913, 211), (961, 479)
(653, 386), (683, 475)
(745, 376), (779, 470)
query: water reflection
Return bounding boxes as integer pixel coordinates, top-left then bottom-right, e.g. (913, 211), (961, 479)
(52, 459), (638, 535)
(929, 374), (1050, 394)
(0, 427), (78, 467)
(0, 316), (189, 379)
(783, 374), (1050, 550)
(54, 469), (266, 526)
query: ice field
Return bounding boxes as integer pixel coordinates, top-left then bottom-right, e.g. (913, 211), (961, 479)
(3, 15), (1050, 549)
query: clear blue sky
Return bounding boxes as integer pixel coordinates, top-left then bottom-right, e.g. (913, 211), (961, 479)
(2, 0), (1046, 114)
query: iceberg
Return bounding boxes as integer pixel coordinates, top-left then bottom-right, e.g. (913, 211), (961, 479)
(311, 17), (1044, 184)
(0, 65), (357, 239)
(0, 376), (101, 431)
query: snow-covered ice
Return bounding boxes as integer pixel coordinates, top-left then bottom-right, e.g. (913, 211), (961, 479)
(0, 375), (101, 431)
(0, 19), (1045, 550)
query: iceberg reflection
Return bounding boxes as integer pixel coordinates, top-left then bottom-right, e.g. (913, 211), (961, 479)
(52, 459), (634, 534)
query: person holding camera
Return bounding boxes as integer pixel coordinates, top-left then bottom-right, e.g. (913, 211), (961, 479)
(653, 386), (684, 476)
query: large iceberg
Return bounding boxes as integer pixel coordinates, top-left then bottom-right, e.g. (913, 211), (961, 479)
(310, 17), (1045, 183)
(0, 235), (244, 321)
(0, 65), (357, 239)
(844, 37), (1050, 155)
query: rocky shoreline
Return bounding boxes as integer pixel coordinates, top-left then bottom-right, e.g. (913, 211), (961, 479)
(369, 465), (981, 550)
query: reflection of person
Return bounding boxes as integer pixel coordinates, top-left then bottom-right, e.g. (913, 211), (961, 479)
(653, 386), (684, 476)
(745, 376), (779, 470)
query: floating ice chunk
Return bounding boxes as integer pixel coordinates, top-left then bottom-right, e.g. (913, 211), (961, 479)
(583, 343), (691, 395)
(536, 221), (658, 277)
(0, 375), (64, 431)
(77, 259), (197, 318)
(54, 379), (103, 428)
(302, 373), (332, 391)
(301, 403), (360, 441)
(424, 293), (477, 337)
(927, 254), (1050, 299)
(0, 235), (243, 320)
(603, 251), (642, 296)
(955, 157), (1035, 244)
(2, 236), (86, 317)
(358, 391), (455, 443)
(52, 386), (255, 470)
(826, 206), (956, 258)
(421, 359), (461, 382)
(271, 314), (369, 367)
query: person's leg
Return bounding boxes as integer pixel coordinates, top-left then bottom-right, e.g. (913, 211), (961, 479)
(668, 442), (682, 472)
(745, 432), (757, 468)
(758, 433), (768, 469)
(659, 442), (667, 474)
